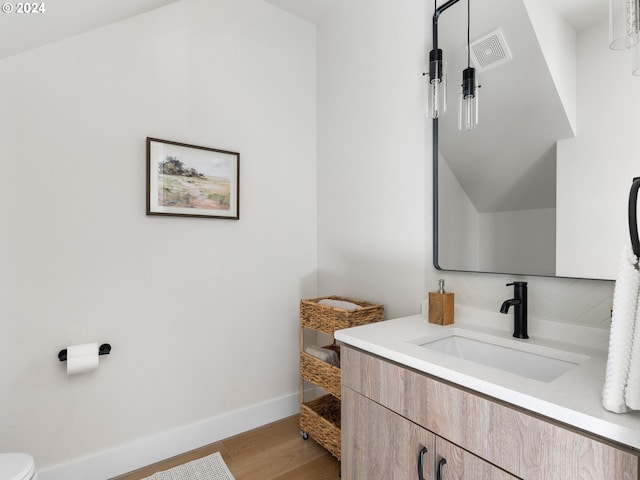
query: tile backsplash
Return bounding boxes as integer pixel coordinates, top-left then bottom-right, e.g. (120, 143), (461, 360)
(440, 272), (614, 329)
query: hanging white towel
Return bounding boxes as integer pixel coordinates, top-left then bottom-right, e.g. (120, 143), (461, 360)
(626, 285), (640, 409)
(603, 243), (640, 413)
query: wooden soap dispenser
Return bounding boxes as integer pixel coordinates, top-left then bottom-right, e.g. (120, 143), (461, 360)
(429, 279), (454, 325)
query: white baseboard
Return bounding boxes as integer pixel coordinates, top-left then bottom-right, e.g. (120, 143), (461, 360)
(39, 393), (300, 480)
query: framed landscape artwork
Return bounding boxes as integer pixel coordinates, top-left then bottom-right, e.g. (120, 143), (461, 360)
(146, 137), (240, 219)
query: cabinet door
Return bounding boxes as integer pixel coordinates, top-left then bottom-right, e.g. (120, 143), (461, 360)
(435, 437), (519, 480)
(342, 386), (435, 480)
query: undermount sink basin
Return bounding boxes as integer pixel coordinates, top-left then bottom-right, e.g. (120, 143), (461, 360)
(419, 331), (587, 383)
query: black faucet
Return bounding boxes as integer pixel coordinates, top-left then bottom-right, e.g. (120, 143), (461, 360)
(500, 281), (528, 339)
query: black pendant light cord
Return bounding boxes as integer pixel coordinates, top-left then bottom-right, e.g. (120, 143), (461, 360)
(461, 0), (477, 100)
(433, 0), (437, 48)
(467, 0), (471, 68)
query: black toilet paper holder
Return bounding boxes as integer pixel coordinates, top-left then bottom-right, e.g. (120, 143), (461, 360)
(58, 343), (111, 362)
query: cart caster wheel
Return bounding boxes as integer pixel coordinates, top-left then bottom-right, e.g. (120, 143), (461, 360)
(300, 430), (309, 440)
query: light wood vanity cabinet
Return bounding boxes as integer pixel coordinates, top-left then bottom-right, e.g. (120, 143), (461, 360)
(341, 345), (639, 480)
(342, 386), (435, 479)
(343, 387), (516, 479)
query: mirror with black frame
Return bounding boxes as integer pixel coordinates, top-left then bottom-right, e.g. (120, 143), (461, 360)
(433, 0), (640, 281)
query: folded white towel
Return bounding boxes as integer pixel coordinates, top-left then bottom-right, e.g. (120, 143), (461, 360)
(305, 345), (340, 367)
(318, 299), (361, 311)
(603, 243), (640, 413)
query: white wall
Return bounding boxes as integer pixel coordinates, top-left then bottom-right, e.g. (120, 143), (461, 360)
(522, 0), (577, 134)
(557, 19), (640, 280)
(438, 154), (480, 271)
(0, 0), (316, 476)
(316, 0), (428, 319)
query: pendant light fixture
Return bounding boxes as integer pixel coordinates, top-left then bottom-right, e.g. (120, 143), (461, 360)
(609, 0), (639, 50)
(426, 47), (447, 119)
(426, 0), (480, 129)
(609, 0), (640, 76)
(458, 0), (478, 131)
(426, 0), (448, 119)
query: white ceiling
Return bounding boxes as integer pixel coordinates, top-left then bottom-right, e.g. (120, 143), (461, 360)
(264, 0), (607, 31)
(0, 0), (607, 61)
(0, 0), (181, 59)
(262, 0), (338, 24)
(550, 0), (607, 31)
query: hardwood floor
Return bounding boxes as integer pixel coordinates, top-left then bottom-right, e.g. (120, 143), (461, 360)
(111, 415), (341, 480)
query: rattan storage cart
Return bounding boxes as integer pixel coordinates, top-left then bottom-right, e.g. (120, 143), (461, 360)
(299, 295), (384, 460)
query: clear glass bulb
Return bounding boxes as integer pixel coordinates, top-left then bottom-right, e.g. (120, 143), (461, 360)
(458, 94), (478, 131)
(458, 69), (479, 131)
(426, 60), (447, 119)
(610, 0), (639, 50)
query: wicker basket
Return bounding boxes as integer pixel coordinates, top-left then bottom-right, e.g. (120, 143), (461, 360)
(299, 296), (383, 461)
(300, 344), (341, 398)
(300, 394), (341, 460)
(300, 296), (384, 334)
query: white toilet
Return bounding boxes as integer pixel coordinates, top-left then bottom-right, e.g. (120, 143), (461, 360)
(0, 453), (37, 480)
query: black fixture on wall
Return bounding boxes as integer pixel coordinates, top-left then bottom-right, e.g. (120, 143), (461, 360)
(430, 0), (483, 270)
(58, 343), (111, 362)
(425, 0), (461, 120)
(430, 0), (461, 271)
(458, 0), (479, 131)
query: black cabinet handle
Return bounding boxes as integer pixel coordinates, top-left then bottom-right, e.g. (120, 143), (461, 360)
(436, 457), (447, 480)
(418, 446), (428, 480)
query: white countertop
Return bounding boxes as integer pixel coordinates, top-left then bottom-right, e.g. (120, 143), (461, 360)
(335, 305), (640, 450)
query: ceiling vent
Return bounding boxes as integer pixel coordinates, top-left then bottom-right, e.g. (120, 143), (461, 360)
(469, 28), (512, 72)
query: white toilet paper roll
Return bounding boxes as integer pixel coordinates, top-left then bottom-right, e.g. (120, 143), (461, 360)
(66, 342), (99, 375)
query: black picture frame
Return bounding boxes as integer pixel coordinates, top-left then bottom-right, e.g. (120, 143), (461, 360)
(146, 137), (240, 220)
